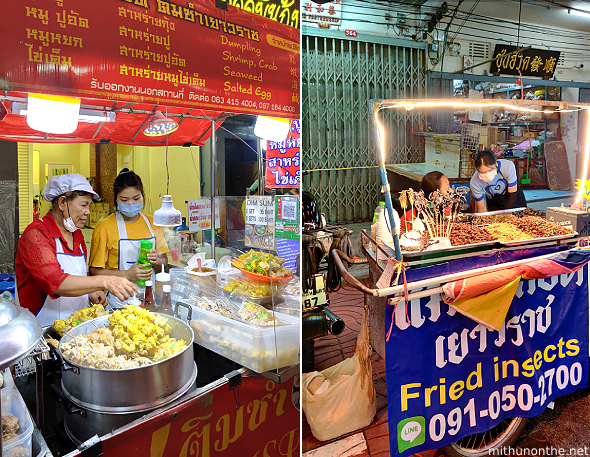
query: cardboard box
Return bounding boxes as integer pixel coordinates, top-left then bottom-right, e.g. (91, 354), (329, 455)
(530, 107), (543, 122)
(479, 126), (498, 148)
(89, 209), (98, 228)
(546, 207), (590, 236)
(482, 108), (494, 124)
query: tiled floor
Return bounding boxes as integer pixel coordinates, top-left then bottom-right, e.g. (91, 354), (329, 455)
(303, 280), (590, 457)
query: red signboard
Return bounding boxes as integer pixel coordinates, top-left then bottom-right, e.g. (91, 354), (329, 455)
(99, 374), (300, 457)
(264, 120), (300, 188)
(344, 30), (357, 37)
(0, 0), (300, 118)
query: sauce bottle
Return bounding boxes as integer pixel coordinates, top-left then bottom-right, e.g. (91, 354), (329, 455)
(155, 264), (171, 302)
(143, 280), (156, 312)
(160, 284), (174, 316)
(137, 240), (154, 287)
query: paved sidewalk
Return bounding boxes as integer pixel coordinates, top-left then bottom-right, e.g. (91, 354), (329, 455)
(302, 281), (440, 457)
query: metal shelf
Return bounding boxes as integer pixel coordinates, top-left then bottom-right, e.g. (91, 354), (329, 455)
(13, 338), (51, 378)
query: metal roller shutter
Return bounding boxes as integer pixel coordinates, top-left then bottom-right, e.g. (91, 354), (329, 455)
(302, 34), (427, 223)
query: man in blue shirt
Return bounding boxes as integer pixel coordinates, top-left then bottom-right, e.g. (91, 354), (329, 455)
(470, 149), (527, 212)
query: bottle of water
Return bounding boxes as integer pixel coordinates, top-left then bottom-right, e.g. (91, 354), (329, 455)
(373, 201), (385, 224)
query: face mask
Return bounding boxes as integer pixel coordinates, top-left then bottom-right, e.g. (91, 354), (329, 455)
(63, 217), (78, 233)
(479, 169), (497, 183)
(118, 201), (143, 217)
(62, 200), (78, 233)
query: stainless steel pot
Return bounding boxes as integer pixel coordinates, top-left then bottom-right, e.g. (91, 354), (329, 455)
(60, 377), (197, 445)
(58, 313), (196, 413)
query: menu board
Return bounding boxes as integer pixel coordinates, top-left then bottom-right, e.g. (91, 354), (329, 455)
(1, 0), (300, 117)
(244, 195), (275, 250)
(187, 198), (220, 231)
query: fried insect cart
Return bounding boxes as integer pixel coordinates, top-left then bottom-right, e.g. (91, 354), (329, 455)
(330, 98), (590, 457)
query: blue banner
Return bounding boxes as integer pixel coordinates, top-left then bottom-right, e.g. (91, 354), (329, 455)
(386, 259), (589, 456)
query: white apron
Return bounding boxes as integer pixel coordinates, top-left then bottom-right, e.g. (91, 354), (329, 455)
(36, 237), (89, 327)
(107, 212), (156, 308)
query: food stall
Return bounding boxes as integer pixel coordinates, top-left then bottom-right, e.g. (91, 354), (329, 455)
(0, 0), (301, 455)
(330, 98), (590, 456)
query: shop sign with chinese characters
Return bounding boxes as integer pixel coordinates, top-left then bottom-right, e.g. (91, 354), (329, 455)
(187, 198), (220, 231)
(0, 0), (300, 117)
(492, 45), (560, 78)
(264, 120), (300, 189)
(302, 0), (341, 27)
(244, 195), (275, 250)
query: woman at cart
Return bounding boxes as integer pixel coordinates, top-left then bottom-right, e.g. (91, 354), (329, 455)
(89, 168), (169, 307)
(399, 171), (451, 231)
(15, 174), (139, 327)
(470, 149), (527, 212)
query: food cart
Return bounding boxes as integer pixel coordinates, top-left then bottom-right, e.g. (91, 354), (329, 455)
(0, 1), (301, 455)
(330, 98), (590, 457)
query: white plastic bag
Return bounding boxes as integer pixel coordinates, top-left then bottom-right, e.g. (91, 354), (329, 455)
(302, 308), (376, 441)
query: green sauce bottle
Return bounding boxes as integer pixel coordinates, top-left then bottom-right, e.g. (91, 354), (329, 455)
(137, 240), (153, 287)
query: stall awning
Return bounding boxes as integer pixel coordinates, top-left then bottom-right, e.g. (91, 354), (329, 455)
(0, 92), (227, 146)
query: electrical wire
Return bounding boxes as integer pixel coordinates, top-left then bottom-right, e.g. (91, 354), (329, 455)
(316, 0), (590, 52)
(448, 0), (481, 46)
(195, 109), (263, 160)
(165, 106), (170, 194)
(516, 0), (523, 51)
(189, 146), (200, 185)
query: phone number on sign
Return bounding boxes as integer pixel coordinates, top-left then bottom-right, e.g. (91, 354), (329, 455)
(208, 95), (295, 112)
(425, 363), (583, 442)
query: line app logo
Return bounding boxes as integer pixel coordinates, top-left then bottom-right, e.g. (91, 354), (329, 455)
(397, 416), (425, 452)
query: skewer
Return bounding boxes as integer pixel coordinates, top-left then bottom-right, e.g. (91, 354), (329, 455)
(408, 189), (415, 233)
(399, 190), (408, 232)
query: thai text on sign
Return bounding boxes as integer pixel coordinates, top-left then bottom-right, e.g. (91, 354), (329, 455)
(3, 0), (300, 117)
(265, 119), (300, 189)
(385, 249), (590, 456)
(187, 198), (220, 231)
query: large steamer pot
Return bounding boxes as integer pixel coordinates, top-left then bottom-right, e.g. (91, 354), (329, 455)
(58, 313), (196, 413)
(63, 376), (197, 445)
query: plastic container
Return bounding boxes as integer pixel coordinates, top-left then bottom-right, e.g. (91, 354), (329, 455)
(1, 388), (34, 457)
(219, 275), (280, 301)
(155, 265), (171, 299)
(1, 368), (14, 391)
(168, 231), (181, 261)
(185, 266), (218, 297)
(137, 240), (153, 287)
(187, 300), (299, 373)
